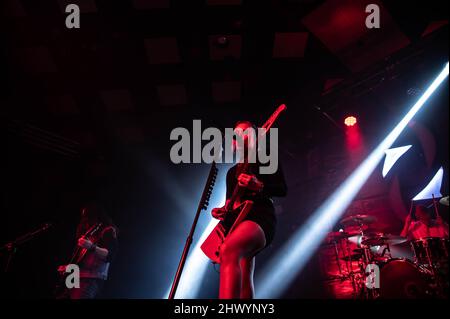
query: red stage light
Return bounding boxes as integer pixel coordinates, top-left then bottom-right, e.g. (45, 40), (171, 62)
(344, 116), (357, 127)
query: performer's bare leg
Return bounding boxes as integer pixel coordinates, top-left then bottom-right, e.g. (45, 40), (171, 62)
(219, 220), (266, 299)
(240, 256), (255, 299)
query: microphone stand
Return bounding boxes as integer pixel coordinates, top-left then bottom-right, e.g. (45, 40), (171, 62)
(0, 223), (52, 273)
(168, 163), (218, 299)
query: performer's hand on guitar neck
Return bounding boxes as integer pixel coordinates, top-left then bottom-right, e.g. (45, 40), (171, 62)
(238, 173), (264, 192)
(78, 236), (110, 259)
(78, 237), (94, 250)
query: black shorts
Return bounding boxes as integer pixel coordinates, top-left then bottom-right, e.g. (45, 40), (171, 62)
(222, 200), (277, 247)
(244, 202), (277, 247)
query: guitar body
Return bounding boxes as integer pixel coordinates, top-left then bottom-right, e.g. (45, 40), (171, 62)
(201, 200), (253, 264)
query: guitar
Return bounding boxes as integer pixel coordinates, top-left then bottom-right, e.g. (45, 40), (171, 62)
(55, 223), (103, 296)
(201, 104), (287, 264)
(70, 222), (103, 265)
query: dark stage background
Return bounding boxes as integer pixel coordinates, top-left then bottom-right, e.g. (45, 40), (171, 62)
(1, 0), (448, 298)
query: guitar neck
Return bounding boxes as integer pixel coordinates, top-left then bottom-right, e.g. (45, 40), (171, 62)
(69, 223), (103, 264)
(261, 104), (287, 132)
(224, 104), (286, 212)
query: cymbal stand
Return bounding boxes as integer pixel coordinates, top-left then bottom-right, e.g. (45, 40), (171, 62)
(358, 222), (376, 299)
(331, 240), (343, 277)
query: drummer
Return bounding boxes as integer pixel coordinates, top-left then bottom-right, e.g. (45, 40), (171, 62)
(400, 205), (449, 240)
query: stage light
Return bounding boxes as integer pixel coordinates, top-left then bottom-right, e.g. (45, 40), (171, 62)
(413, 167), (444, 200)
(345, 122), (364, 152)
(382, 145), (412, 177)
(255, 62), (449, 298)
(344, 116), (357, 127)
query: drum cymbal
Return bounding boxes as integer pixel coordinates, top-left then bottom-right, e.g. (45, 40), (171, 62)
(323, 231), (358, 245)
(327, 231), (355, 239)
(343, 225), (368, 234)
(340, 214), (377, 227)
(440, 196), (449, 206)
(361, 234), (407, 246)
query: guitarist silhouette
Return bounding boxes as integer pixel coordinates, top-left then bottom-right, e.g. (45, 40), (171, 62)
(56, 202), (118, 299)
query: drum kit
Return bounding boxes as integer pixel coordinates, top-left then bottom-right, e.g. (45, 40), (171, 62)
(322, 208), (449, 299)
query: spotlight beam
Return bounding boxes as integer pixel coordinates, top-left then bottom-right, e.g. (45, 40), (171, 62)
(164, 166), (229, 299)
(255, 63), (449, 298)
(164, 218), (219, 299)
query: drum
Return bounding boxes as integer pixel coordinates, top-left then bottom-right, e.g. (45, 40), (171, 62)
(379, 259), (429, 299)
(410, 237), (449, 266)
(318, 240), (361, 279)
(319, 235), (362, 299)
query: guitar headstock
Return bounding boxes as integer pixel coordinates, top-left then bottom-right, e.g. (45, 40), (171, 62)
(261, 104), (287, 131)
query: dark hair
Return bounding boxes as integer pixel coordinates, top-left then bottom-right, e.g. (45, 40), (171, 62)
(77, 201), (117, 238)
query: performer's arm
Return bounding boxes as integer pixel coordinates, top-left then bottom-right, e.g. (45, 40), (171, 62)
(78, 227), (118, 261)
(238, 174), (264, 192)
(91, 244), (109, 260)
(78, 238), (108, 259)
(237, 165), (288, 197)
(400, 214), (413, 238)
